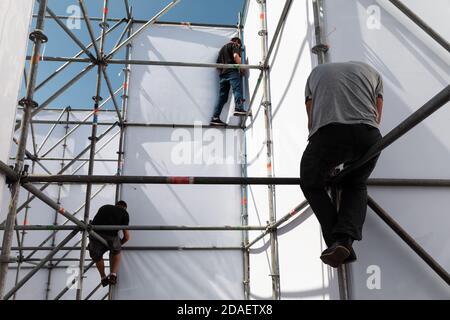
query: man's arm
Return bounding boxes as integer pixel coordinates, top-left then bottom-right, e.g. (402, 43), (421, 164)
(233, 53), (242, 65)
(306, 99), (313, 131)
(121, 229), (130, 245)
(376, 96), (383, 124)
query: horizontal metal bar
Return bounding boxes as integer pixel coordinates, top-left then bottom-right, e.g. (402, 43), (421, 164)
(6, 225), (266, 231)
(35, 14), (239, 29)
(7, 246), (242, 251)
(23, 120), (244, 129)
(10, 157), (118, 162)
(367, 178), (450, 187)
(27, 56), (261, 70)
(368, 196), (450, 286)
(23, 175), (302, 185)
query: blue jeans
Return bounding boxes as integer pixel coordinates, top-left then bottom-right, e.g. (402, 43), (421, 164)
(213, 71), (244, 118)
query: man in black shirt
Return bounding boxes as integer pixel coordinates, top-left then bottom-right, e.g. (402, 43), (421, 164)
(211, 37), (247, 126)
(88, 200), (130, 286)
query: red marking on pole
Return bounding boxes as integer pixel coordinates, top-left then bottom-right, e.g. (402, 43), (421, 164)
(242, 197), (247, 206)
(169, 177), (191, 184)
(289, 209), (298, 216)
(32, 54), (40, 64)
(260, 13), (265, 20)
(94, 108), (100, 115)
(267, 163), (272, 170)
(23, 219), (29, 226)
(103, 7), (109, 14)
(123, 83), (128, 89)
(58, 207), (65, 214)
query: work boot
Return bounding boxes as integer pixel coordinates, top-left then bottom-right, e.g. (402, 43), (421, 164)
(210, 117), (226, 126)
(320, 239), (352, 268)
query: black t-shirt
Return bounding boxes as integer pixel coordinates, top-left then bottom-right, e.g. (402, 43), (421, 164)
(92, 204), (129, 237)
(216, 42), (241, 75)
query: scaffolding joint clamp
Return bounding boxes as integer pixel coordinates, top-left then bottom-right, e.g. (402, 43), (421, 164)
(312, 43), (329, 55)
(29, 29), (48, 44)
(92, 95), (103, 102)
(258, 30), (268, 36)
(261, 101), (271, 107)
(88, 136), (99, 142)
(18, 98), (39, 109)
(99, 22), (110, 30)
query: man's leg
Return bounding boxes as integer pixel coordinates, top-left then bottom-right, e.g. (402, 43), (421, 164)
(333, 125), (381, 241)
(96, 259), (107, 279)
(88, 239), (109, 286)
(110, 252), (122, 275)
(212, 76), (230, 119)
(229, 71), (245, 111)
(300, 141), (340, 247)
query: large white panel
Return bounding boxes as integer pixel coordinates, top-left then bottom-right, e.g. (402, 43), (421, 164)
(0, 0), (34, 215)
(116, 24), (245, 299)
(320, 0), (450, 299)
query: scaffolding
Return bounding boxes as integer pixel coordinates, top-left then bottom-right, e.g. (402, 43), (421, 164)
(0, 0), (449, 300)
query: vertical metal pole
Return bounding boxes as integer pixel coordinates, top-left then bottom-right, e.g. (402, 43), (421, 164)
(238, 12), (250, 300)
(257, 0), (280, 300)
(312, 0), (350, 300)
(0, 0), (48, 299)
(76, 0), (109, 300)
(12, 161), (36, 300)
(45, 108), (71, 300)
(115, 13), (133, 203)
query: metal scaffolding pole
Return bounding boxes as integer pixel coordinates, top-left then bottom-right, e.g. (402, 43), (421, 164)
(0, 0), (48, 299)
(23, 186), (108, 262)
(35, 19), (125, 92)
(23, 175), (302, 185)
(311, 0), (349, 300)
(45, 108), (71, 300)
(40, 89), (121, 158)
(237, 12), (250, 300)
(3, 230), (79, 300)
(115, 15), (133, 203)
(246, 201), (309, 249)
(38, 1), (96, 61)
(29, 56), (261, 70)
(106, 0), (182, 59)
(53, 261), (95, 300)
(36, 106), (70, 154)
(257, 0), (280, 300)
(76, 0), (109, 300)
(9, 123), (118, 218)
(368, 196), (450, 285)
(4, 225), (267, 231)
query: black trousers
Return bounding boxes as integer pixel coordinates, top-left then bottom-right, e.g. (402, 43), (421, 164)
(300, 123), (382, 246)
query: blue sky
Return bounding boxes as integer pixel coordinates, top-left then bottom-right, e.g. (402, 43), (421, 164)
(27, 0), (246, 110)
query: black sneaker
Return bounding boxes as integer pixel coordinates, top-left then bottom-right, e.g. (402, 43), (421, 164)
(101, 277), (109, 287)
(109, 274), (117, 285)
(320, 241), (351, 268)
(210, 117), (226, 126)
(234, 108), (247, 116)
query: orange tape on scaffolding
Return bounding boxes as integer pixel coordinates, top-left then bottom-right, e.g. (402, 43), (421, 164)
(169, 177), (193, 184)
(58, 207), (65, 215)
